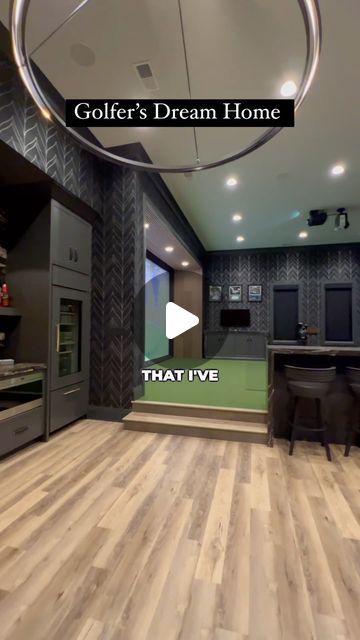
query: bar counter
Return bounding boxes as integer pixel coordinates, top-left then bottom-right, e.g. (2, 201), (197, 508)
(267, 345), (360, 446)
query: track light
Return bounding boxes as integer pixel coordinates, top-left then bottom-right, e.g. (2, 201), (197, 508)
(334, 208), (350, 231)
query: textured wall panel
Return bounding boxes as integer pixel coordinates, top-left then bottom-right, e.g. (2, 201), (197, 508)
(0, 64), (145, 410)
(206, 247), (360, 344)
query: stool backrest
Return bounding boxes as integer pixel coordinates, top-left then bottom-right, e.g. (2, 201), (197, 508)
(346, 367), (360, 398)
(346, 367), (360, 385)
(285, 365), (336, 384)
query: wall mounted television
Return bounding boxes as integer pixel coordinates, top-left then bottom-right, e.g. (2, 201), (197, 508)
(220, 309), (250, 327)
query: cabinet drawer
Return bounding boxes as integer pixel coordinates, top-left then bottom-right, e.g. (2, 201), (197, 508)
(50, 381), (89, 433)
(51, 201), (92, 275)
(0, 407), (44, 457)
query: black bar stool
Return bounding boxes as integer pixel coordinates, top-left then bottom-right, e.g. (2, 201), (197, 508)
(285, 365), (336, 461)
(345, 367), (360, 457)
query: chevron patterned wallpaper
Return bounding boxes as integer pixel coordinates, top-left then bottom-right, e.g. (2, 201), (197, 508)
(206, 247), (360, 344)
(0, 65), (144, 410)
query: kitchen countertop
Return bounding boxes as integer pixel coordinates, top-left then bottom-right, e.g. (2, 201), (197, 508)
(0, 363), (47, 380)
(267, 345), (360, 355)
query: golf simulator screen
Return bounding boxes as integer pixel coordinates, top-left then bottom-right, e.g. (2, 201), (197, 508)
(145, 258), (170, 361)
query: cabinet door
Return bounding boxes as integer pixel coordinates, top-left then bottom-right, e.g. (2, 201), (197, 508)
(51, 286), (90, 390)
(51, 202), (92, 275)
(50, 380), (89, 433)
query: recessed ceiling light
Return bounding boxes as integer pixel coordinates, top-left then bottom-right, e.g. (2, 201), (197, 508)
(280, 80), (297, 97)
(144, 222), (149, 229)
(165, 246), (174, 253)
(236, 236), (245, 243)
(232, 213), (243, 222)
(181, 261), (189, 267)
(226, 176), (238, 188)
(330, 163), (345, 176)
(298, 231), (308, 239)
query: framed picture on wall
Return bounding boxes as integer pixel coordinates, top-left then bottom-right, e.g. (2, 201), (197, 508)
(209, 285), (222, 302)
(228, 285), (242, 302)
(248, 284), (263, 302)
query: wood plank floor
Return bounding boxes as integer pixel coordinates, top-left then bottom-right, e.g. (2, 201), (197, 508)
(0, 419), (358, 640)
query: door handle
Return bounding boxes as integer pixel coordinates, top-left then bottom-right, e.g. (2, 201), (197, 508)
(74, 249), (78, 263)
(15, 426), (29, 434)
(69, 248), (73, 261)
(63, 387), (81, 396)
(56, 323), (61, 353)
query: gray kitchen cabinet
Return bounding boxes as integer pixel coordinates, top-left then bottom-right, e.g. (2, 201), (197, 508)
(204, 331), (268, 360)
(51, 201), (92, 275)
(49, 380), (89, 433)
(0, 407), (44, 457)
(8, 199), (92, 434)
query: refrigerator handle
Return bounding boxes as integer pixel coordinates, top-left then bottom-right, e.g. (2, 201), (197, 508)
(56, 324), (61, 353)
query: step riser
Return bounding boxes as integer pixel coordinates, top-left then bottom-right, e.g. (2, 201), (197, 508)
(132, 401), (267, 424)
(124, 420), (267, 444)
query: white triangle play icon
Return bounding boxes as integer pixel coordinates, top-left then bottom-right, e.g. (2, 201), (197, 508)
(166, 302), (199, 339)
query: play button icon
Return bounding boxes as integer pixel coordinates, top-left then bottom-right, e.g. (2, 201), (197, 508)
(166, 302), (199, 339)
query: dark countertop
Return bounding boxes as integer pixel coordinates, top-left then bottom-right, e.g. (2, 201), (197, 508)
(0, 363), (47, 381)
(268, 345), (360, 355)
(205, 330), (269, 335)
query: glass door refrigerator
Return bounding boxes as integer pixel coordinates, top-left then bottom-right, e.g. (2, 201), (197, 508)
(51, 286), (90, 391)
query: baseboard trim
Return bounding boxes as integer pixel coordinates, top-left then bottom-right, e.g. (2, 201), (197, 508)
(88, 405), (129, 422)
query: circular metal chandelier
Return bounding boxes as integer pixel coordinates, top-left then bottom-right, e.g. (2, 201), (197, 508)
(11, 0), (322, 174)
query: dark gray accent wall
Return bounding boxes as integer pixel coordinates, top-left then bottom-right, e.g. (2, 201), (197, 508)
(0, 57), (145, 411)
(0, 49), (196, 412)
(205, 246), (360, 344)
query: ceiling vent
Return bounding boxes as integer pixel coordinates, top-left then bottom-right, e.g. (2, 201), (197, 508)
(134, 62), (158, 91)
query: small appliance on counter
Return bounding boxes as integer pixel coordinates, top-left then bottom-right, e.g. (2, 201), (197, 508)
(0, 359), (14, 371)
(296, 322), (308, 345)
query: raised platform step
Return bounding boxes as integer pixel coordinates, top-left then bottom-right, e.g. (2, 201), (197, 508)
(123, 411), (268, 444)
(132, 400), (267, 424)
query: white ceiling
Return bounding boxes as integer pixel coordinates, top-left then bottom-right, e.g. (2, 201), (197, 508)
(144, 197), (201, 271)
(1, 0), (360, 250)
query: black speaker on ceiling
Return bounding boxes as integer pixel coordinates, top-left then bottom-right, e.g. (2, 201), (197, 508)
(307, 209), (328, 227)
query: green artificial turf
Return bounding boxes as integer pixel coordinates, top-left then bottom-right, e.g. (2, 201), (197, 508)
(140, 358), (267, 410)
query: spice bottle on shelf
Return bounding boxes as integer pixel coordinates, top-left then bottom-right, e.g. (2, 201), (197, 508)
(1, 283), (9, 307)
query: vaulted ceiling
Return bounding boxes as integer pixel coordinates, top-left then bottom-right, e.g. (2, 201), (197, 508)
(1, 0), (359, 250)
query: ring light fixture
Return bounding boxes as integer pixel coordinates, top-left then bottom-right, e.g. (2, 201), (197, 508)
(11, 0), (322, 174)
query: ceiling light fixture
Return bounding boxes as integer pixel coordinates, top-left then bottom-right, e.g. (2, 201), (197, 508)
(330, 164), (345, 176)
(280, 80), (297, 97)
(226, 177), (238, 188)
(232, 213), (243, 222)
(165, 246), (174, 253)
(144, 222), (149, 229)
(298, 231), (308, 239)
(334, 208), (350, 231)
(11, 0), (321, 173)
(236, 236), (245, 243)
(181, 261), (190, 267)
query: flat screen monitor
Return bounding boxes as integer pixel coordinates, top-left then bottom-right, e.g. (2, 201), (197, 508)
(220, 309), (250, 327)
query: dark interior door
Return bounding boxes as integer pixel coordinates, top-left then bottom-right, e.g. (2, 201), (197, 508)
(325, 286), (353, 342)
(273, 286), (299, 341)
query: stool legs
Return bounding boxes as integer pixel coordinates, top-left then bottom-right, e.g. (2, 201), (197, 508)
(344, 398), (359, 457)
(316, 398), (332, 462)
(344, 429), (353, 457)
(289, 397), (298, 456)
(288, 396), (332, 460)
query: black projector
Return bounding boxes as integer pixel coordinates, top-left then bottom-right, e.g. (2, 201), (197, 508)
(307, 210), (328, 227)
